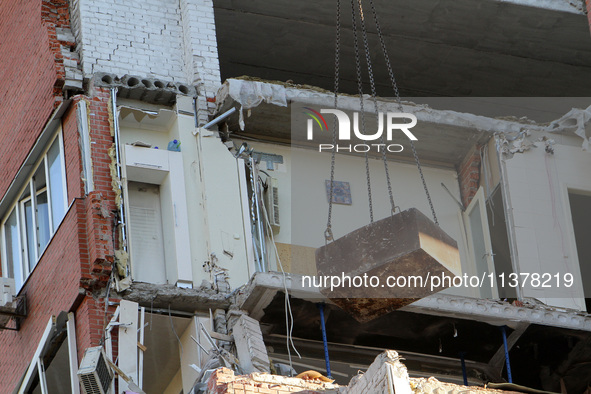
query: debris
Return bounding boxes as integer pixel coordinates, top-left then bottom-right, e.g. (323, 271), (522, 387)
(232, 314), (270, 374)
(205, 367), (340, 394)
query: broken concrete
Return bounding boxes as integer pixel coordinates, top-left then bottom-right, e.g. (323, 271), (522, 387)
(92, 72), (196, 106)
(206, 367), (340, 393)
(231, 315), (270, 374)
(345, 350), (412, 394)
(204, 350), (522, 394)
(122, 282), (231, 313)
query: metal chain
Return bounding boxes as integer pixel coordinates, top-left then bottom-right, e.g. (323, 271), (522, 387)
(356, 0), (397, 214)
(351, 0), (374, 223)
(410, 141), (438, 224)
(368, 0), (438, 225)
(325, 0), (341, 241)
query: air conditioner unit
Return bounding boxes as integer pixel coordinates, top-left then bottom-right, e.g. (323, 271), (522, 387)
(0, 277), (15, 307)
(78, 347), (113, 394)
(264, 177), (280, 231)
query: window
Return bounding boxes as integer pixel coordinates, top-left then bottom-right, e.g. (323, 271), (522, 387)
(1, 132), (67, 291)
(568, 190), (591, 312)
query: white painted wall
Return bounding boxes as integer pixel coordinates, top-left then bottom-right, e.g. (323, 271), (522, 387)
(237, 140), (474, 298)
(119, 106), (251, 290)
(503, 133), (591, 311)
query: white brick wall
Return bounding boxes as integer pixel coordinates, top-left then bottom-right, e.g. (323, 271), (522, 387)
(71, 0), (220, 95)
(180, 0), (221, 95)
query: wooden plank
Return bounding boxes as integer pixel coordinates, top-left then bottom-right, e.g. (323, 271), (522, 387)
(489, 323), (529, 372)
(105, 306), (119, 394)
(209, 331), (233, 342)
(138, 307), (145, 389)
(118, 300), (138, 393)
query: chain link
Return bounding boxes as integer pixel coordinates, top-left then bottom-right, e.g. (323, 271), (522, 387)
(410, 141), (438, 225)
(356, 0), (396, 214)
(326, 0), (341, 241)
(368, 0), (438, 225)
(351, 0), (374, 223)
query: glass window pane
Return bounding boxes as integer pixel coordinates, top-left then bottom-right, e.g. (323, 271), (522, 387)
(36, 191), (50, 257)
(4, 209), (22, 290)
(47, 138), (65, 231)
(24, 199), (36, 271)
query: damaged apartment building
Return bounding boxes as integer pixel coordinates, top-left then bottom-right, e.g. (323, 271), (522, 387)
(3, 0), (591, 393)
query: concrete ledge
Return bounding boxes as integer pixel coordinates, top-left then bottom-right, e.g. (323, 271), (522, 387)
(92, 73), (196, 106)
(122, 281), (230, 313)
(404, 293), (591, 332)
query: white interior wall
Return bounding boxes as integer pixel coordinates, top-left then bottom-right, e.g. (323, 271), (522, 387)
(238, 140), (473, 298)
(503, 133), (591, 310)
(120, 110), (251, 291)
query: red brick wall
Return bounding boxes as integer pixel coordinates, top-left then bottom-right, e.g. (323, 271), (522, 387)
(0, 0), (70, 198)
(458, 146), (481, 208)
(0, 96), (116, 391)
(0, 1), (116, 390)
(87, 87), (118, 210)
(0, 202), (82, 392)
(63, 97), (85, 203)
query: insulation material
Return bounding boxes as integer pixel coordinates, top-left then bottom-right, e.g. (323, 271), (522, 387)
(225, 79), (287, 130)
(547, 104), (591, 150)
(114, 249), (128, 278)
(108, 144), (122, 207)
(108, 93), (115, 137)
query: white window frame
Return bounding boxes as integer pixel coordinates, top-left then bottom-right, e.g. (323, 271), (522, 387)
(462, 186), (499, 299)
(0, 128), (68, 292)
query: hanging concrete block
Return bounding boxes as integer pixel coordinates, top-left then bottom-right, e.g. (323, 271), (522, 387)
(316, 208), (461, 322)
(232, 314), (270, 374)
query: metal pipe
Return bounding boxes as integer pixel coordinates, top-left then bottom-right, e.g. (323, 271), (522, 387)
(249, 155), (267, 272)
(501, 326), (513, 383)
(254, 161), (267, 271)
(459, 351), (468, 386)
(317, 303), (332, 379)
(441, 182), (464, 212)
(495, 135), (523, 300)
(111, 88), (128, 259)
(202, 107), (236, 129)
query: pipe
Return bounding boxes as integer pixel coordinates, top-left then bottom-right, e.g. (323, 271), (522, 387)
(441, 182), (464, 212)
(459, 351), (468, 386)
(501, 326), (513, 383)
(202, 107), (236, 129)
(495, 135), (523, 300)
(317, 303), (332, 379)
(249, 155), (267, 272)
(111, 88), (128, 261)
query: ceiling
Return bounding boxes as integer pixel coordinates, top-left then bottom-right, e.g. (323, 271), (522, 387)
(213, 0), (591, 97)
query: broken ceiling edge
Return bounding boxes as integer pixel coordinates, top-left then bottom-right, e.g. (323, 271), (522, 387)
(217, 78), (591, 145)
